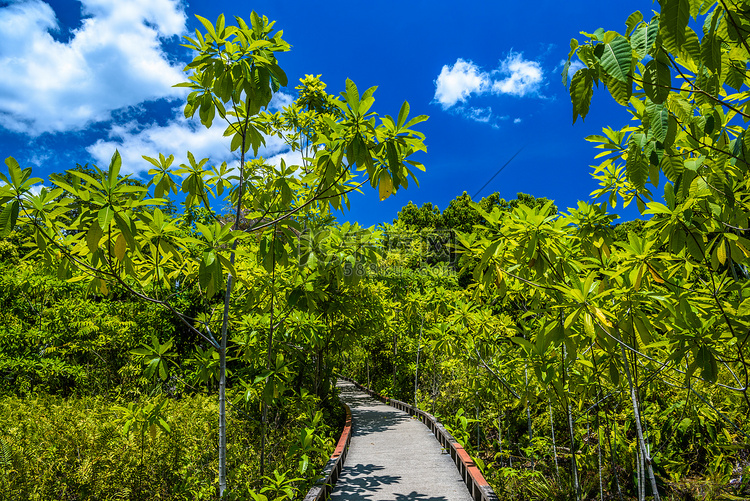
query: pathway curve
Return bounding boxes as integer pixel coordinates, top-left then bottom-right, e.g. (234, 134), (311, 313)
(330, 380), (474, 501)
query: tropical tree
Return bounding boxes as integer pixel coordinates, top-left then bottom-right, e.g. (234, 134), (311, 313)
(0, 11), (427, 497)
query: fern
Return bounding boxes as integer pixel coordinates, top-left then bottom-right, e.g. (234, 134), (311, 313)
(0, 437), (11, 470)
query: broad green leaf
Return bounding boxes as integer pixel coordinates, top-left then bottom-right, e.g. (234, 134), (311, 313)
(98, 205), (114, 230)
(605, 72), (633, 105)
(359, 86), (377, 115)
(660, 150), (683, 181)
(631, 19), (659, 58)
(642, 55), (671, 104)
(626, 142), (648, 190)
(660, 0), (690, 53)
(696, 345), (718, 382)
(609, 362), (620, 386)
(0, 199), (19, 236)
(570, 68), (594, 123)
(678, 27), (701, 62)
(114, 212), (138, 251)
(142, 155), (161, 169)
(68, 170), (104, 191)
(344, 78), (360, 113)
(216, 13), (225, 36)
(195, 14), (217, 40)
(724, 62), (745, 91)
(600, 36), (632, 82)
(700, 33), (721, 74)
(397, 101), (410, 128)
(511, 337), (534, 355)
(625, 11), (644, 36)
(86, 222), (103, 254)
(108, 150), (122, 189)
(4, 157), (21, 186)
(647, 101), (670, 142)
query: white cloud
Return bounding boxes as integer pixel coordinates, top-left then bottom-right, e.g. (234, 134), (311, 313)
(491, 53), (543, 97)
(513, 118), (522, 124)
(27, 183), (47, 196)
(86, 96), (298, 177)
(265, 150), (305, 171)
(465, 107), (492, 123)
(0, 0), (187, 136)
(269, 91), (295, 111)
(433, 59), (490, 109)
(433, 53), (545, 110)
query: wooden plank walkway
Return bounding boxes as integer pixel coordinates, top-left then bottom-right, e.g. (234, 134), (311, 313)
(330, 380), (474, 501)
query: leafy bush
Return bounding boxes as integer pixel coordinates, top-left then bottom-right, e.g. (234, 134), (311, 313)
(0, 391), (339, 500)
(0, 264), (199, 397)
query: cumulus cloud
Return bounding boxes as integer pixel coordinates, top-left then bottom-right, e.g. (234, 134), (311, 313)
(0, 0), (188, 136)
(433, 52), (545, 111)
(433, 59), (490, 109)
(86, 94), (298, 177)
(491, 54), (543, 97)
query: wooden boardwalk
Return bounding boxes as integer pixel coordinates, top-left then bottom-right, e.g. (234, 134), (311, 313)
(329, 380), (474, 501)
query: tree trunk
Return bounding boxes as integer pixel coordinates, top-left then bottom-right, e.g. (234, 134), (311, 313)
(414, 315), (423, 406)
(525, 363), (532, 442)
(218, 270), (233, 497)
(550, 400), (559, 479)
(562, 342), (581, 501)
(619, 341), (660, 500)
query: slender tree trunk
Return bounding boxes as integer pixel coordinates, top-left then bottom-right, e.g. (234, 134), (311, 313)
(619, 341), (660, 500)
(525, 363), (532, 442)
(636, 449), (646, 501)
(414, 315), (423, 406)
(562, 342), (581, 501)
(218, 271), (233, 497)
(392, 328), (397, 396)
(217, 111), (253, 497)
(591, 341), (624, 501)
(476, 401), (480, 451)
(597, 411), (604, 501)
(566, 400), (581, 501)
(609, 412), (625, 501)
(260, 227), (277, 479)
(550, 400), (559, 479)
(497, 416), (503, 467)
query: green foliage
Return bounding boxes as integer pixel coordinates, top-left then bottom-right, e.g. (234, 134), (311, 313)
(0, 8), (428, 496)
(0, 240), (18, 263)
(0, 392), (337, 500)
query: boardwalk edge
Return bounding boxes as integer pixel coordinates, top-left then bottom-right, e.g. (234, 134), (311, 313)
(302, 391), (353, 501)
(339, 376), (501, 501)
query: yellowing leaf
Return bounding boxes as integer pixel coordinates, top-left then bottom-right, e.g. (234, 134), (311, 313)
(717, 240), (727, 265)
(592, 307), (611, 327)
(647, 264), (664, 284)
(738, 298), (750, 317)
(583, 312), (595, 337)
(114, 233), (127, 261)
(378, 173), (393, 201)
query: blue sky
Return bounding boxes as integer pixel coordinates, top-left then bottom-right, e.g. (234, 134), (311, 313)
(0, 0), (657, 227)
